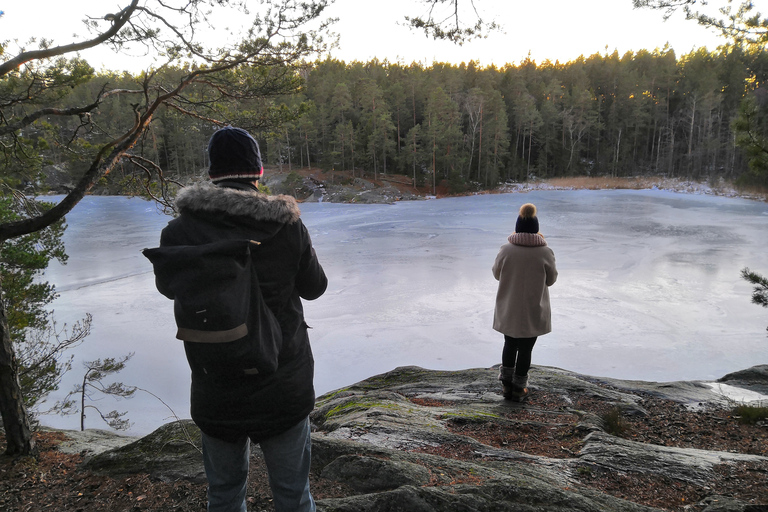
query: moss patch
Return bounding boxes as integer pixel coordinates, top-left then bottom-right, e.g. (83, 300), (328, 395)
(325, 398), (407, 420)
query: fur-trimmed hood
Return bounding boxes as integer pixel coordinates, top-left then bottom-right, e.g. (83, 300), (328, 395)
(174, 182), (301, 224)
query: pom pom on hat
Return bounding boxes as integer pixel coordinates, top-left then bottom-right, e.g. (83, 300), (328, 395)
(519, 203), (537, 218)
(515, 202), (540, 234)
(207, 126), (264, 183)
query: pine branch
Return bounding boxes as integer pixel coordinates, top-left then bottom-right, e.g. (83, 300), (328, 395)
(0, 1), (140, 78)
(741, 267), (768, 307)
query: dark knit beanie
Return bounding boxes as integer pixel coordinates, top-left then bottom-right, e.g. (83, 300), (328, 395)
(207, 126), (264, 183)
(515, 203), (539, 234)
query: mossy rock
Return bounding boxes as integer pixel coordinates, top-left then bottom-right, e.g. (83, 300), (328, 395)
(84, 420), (205, 483)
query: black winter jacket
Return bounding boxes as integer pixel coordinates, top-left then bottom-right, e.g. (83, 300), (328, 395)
(158, 182), (327, 442)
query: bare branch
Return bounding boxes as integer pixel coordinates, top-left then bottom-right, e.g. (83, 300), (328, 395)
(125, 154), (183, 213)
(18, 313), (92, 381)
(163, 100), (228, 125)
(0, 102), (100, 138)
(404, 0), (500, 44)
(0, 1), (140, 78)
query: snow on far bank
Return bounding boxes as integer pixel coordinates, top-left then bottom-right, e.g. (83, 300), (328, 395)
(498, 177), (767, 203)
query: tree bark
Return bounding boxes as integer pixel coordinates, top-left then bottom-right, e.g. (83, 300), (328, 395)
(0, 282), (36, 456)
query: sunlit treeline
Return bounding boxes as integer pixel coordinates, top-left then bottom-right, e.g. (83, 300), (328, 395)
(31, 46), (768, 192)
(287, 47), (768, 190)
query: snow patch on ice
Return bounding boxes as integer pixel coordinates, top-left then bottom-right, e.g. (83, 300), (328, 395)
(704, 382), (768, 405)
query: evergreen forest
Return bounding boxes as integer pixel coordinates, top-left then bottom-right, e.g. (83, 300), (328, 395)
(14, 46), (768, 196)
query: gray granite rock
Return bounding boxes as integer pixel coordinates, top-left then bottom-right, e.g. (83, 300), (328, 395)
(67, 364), (767, 511)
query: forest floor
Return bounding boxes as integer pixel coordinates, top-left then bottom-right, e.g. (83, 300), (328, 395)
(1, 391), (766, 511)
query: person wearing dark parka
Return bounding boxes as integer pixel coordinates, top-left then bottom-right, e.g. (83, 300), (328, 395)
(154, 126), (327, 512)
(492, 203), (557, 402)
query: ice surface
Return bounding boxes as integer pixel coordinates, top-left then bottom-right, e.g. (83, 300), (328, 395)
(36, 190), (768, 435)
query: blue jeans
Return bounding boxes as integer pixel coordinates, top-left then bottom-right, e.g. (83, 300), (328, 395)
(201, 417), (316, 512)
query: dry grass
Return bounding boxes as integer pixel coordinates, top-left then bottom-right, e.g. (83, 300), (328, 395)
(545, 176), (661, 190)
(734, 182), (768, 199)
(542, 175), (768, 201)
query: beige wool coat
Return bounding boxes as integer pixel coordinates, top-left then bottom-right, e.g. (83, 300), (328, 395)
(492, 232), (558, 338)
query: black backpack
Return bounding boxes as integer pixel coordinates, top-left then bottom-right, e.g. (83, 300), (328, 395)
(143, 239), (282, 376)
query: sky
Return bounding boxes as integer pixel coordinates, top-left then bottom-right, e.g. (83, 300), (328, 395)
(0, 0), (753, 72)
(326, 0), (729, 65)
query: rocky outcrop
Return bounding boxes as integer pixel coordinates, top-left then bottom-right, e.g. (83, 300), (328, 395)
(81, 420), (205, 483)
(718, 366), (768, 395)
(81, 365), (768, 511)
(261, 170), (423, 204)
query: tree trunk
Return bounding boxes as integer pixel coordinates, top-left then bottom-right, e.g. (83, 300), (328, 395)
(669, 127), (676, 176)
(656, 130), (662, 173)
(493, 113), (500, 181)
(412, 129), (417, 187)
(397, 108), (401, 157)
(383, 141), (387, 176)
(0, 283), (36, 456)
(527, 119), (533, 176)
(350, 126), (356, 179)
(614, 128), (622, 178)
(432, 116), (436, 196)
(651, 118), (658, 173)
(478, 104), (484, 186)
(467, 130), (476, 181)
(688, 96), (696, 157)
(286, 129), (292, 172)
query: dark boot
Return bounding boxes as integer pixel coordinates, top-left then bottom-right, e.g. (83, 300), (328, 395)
(498, 366), (516, 400)
(510, 373), (529, 402)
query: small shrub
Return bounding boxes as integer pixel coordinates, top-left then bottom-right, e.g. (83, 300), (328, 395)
(258, 182), (272, 195)
(284, 171), (304, 189)
(600, 407), (628, 436)
(732, 404), (768, 425)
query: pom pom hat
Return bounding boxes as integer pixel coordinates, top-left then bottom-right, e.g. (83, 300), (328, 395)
(515, 203), (539, 234)
(207, 126), (264, 183)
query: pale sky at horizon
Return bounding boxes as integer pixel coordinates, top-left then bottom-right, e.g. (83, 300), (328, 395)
(0, 0), (757, 72)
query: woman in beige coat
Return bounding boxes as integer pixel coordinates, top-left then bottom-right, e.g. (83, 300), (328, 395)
(492, 203), (557, 401)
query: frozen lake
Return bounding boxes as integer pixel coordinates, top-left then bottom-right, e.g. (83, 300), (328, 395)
(37, 189), (768, 435)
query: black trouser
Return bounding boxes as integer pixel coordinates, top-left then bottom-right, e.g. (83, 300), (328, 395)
(502, 336), (538, 376)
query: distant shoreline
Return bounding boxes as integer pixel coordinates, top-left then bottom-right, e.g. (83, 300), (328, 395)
(497, 176), (768, 203)
(264, 168), (768, 204)
(45, 172), (768, 205)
